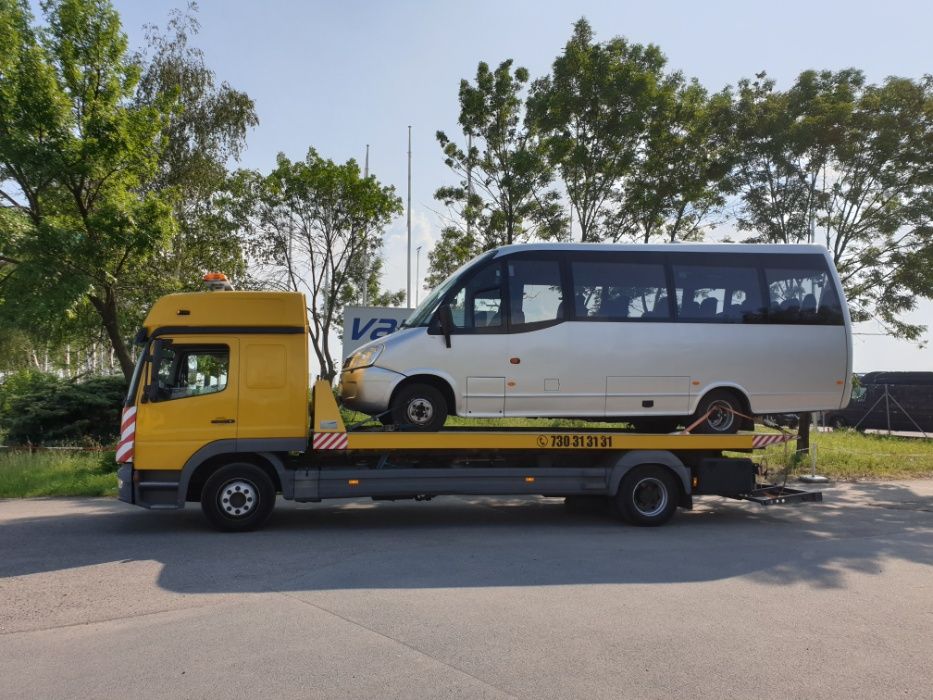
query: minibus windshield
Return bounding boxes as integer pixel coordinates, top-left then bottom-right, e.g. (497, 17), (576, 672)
(401, 250), (496, 328)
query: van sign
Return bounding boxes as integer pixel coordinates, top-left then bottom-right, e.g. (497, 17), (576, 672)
(342, 306), (413, 356)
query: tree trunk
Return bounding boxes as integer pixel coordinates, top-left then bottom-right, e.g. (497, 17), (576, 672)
(796, 412), (811, 455)
(89, 288), (134, 381)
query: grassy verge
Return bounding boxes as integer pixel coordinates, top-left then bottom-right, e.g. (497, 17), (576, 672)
(0, 450), (117, 498)
(732, 429), (933, 480)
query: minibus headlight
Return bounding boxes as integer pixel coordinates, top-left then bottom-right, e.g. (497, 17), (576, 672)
(348, 344), (384, 369)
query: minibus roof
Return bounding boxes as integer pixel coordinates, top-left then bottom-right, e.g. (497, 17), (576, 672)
(491, 242), (831, 256)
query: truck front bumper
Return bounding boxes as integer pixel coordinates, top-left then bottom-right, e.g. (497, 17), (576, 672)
(117, 463), (134, 504)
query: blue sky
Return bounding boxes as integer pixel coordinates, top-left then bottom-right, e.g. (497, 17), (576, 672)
(112, 0), (932, 370)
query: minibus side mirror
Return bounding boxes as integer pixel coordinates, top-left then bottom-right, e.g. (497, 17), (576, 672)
(438, 304), (453, 349)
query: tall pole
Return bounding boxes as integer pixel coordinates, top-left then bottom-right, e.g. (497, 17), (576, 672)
(407, 126), (412, 308)
(362, 144), (370, 306)
(466, 133), (473, 237)
(416, 245), (422, 306)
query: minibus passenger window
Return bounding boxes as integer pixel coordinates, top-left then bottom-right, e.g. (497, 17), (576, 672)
(570, 260), (668, 320)
(508, 259), (563, 327)
(765, 267), (843, 325)
(672, 265), (763, 322)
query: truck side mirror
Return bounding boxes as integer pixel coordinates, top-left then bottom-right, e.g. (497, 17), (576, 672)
(144, 339), (170, 403)
(438, 304), (453, 349)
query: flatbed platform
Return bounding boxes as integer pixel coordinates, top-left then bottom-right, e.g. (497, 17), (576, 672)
(312, 381), (793, 453)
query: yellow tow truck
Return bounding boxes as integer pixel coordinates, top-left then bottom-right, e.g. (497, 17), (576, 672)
(116, 275), (820, 531)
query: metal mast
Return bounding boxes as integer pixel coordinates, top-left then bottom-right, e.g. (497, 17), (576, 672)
(362, 144), (370, 306)
(407, 126), (412, 308)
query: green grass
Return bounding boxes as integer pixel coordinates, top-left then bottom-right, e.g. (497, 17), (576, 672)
(733, 428), (933, 481)
(0, 450), (117, 498)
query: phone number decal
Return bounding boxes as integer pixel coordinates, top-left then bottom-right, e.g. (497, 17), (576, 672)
(537, 434), (613, 448)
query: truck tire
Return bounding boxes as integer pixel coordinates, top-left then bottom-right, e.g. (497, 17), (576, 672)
(690, 389), (743, 434)
(613, 465), (679, 526)
(201, 463), (276, 532)
(390, 383), (448, 431)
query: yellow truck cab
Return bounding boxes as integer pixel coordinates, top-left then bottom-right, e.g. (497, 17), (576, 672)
(117, 275), (820, 532)
(117, 281), (310, 523)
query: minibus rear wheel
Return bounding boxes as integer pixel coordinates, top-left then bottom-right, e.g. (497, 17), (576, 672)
(691, 389), (744, 434)
(201, 463), (276, 532)
(391, 383), (448, 431)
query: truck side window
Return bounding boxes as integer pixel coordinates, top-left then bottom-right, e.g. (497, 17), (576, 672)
(154, 345), (230, 401)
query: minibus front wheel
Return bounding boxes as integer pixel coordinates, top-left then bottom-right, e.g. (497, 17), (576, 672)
(390, 382), (448, 431)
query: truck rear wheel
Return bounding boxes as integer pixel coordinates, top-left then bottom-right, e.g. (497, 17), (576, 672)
(614, 465), (679, 526)
(390, 383), (448, 431)
(201, 463), (276, 532)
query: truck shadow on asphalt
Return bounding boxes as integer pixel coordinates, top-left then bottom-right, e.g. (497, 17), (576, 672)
(1, 482), (931, 592)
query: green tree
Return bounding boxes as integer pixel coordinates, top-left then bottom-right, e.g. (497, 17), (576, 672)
(526, 19), (667, 242)
(0, 0), (173, 380)
(245, 149), (403, 379)
(727, 70), (933, 339)
(607, 79), (733, 243)
(133, 2), (258, 295)
(430, 59), (564, 283)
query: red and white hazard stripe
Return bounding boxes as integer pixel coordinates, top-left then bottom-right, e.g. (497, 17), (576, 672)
(313, 432), (348, 450)
(115, 406), (137, 463)
(751, 433), (794, 448)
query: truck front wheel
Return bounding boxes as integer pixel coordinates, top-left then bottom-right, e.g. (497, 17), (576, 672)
(201, 463), (276, 532)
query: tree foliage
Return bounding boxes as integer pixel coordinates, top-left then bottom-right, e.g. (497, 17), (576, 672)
(0, 0), (175, 380)
(134, 2), (257, 294)
(0, 369), (125, 445)
(244, 149), (403, 379)
(727, 70), (933, 339)
(429, 59), (564, 282)
(0, 0), (255, 379)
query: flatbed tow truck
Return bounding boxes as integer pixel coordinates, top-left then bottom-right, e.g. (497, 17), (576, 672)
(116, 280), (822, 532)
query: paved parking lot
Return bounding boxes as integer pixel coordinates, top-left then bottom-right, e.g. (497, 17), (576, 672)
(1, 481), (932, 699)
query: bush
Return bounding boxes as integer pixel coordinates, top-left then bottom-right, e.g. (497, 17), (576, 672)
(0, 370), (127, 446)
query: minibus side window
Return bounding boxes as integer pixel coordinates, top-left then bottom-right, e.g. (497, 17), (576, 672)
(764, 265), (844, 325)
(571, 260), (669, 320)
(672, 264), (764, 323)
(507, 258), (565, 330)
(447, 262), (504, 332)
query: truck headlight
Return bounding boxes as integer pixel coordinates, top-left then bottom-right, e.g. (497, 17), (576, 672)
(347, 344), (384, 370)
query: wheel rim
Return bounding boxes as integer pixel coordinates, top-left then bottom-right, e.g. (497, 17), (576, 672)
(406, 397), (435, 425)
(706, 400), (736, 432)
(218, 479), (259, 518)
(631, 477), (669, 518)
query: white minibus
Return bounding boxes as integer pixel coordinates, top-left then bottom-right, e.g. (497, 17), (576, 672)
(340, 243), (852, 433)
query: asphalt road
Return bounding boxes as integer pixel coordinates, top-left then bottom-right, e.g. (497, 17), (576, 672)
(1, 481), (932, 699)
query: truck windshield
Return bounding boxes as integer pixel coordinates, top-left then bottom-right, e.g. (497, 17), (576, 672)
(124, 344), (148, 407)
(401, 250), (497, 328)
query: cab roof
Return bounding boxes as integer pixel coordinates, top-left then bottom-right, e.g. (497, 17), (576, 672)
(143, 291), (308, 332)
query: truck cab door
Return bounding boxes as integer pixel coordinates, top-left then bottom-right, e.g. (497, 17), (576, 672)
(134, 337), (239, 470)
